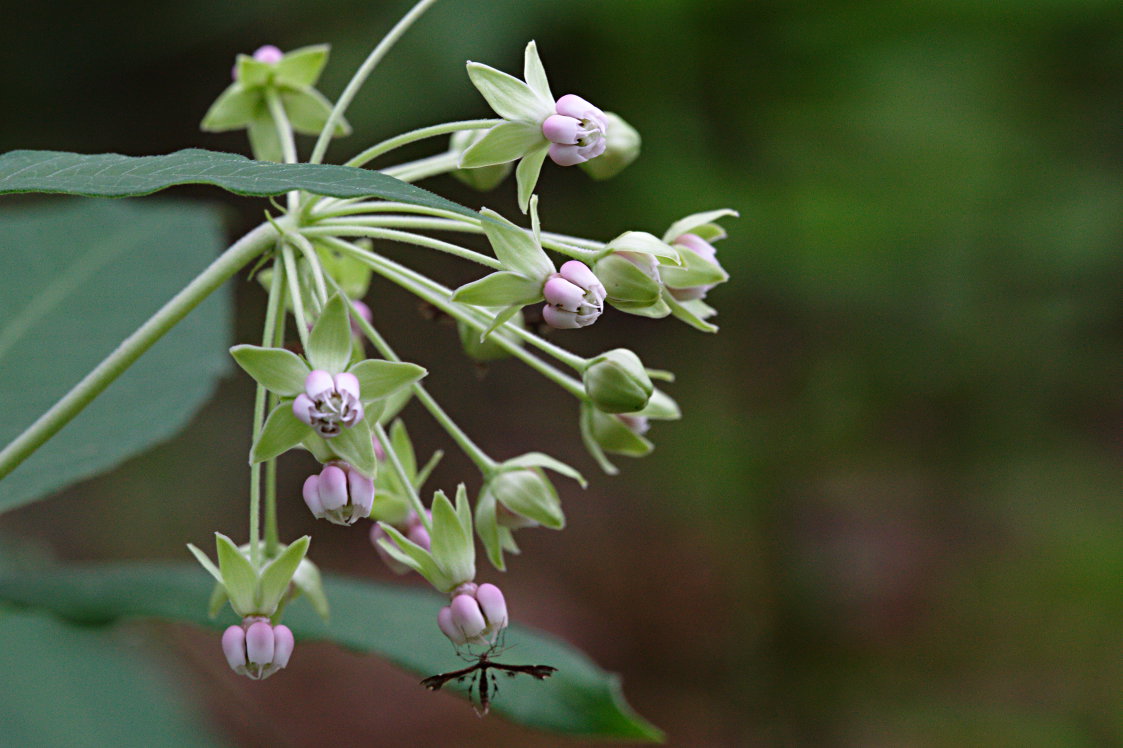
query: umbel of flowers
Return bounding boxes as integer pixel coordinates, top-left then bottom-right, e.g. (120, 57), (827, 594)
(186, 7), (734, 685)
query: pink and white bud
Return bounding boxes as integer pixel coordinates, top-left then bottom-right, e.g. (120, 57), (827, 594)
(221, 617), (294, 680)
(349, 300), (373, 337)
(253, 45), (284, 64)
(437, 582), (509, 647)
(543, 94), (609, 167)
(292, 369), (364, 438)
(542, 260), (607, 329)
(666, 233), (724, 301)
(303, 463), (374, 525)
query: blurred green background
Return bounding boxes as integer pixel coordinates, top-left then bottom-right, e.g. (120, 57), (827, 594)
(3, 0), (1123, 745)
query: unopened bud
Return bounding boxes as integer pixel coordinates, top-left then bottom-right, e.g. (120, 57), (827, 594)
(437, 583), (509, 647)
(543, 95), (609, 167)
(542, 261), (606, 329)
(583, 349), (653, 413)
(221, 617), (294, 680)
(303, 463), (374, 525)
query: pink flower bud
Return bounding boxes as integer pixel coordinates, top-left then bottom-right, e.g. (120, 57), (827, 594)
(350, 300), (373, 337)
(292, 370), (364, 438)
(221, 618), (294, 680)
(253, 45), (284, 64)
(303, 463), (374, 525)
(437, 583), (510, 647)
(543, 94), (609, 166)
(370, 510), (430, 574)
(617, 414), (650, 435)
(370, 524), (411, 574)
(542, 261), (607, 329)
(666, 233), (724, 301)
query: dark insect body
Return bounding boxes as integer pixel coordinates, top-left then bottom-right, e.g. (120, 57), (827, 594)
(420, 649), (557, 716)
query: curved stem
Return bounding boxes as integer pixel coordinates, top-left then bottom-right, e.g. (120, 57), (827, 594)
(309, 0), (442, 165)
(310, 200), (481, 224)
(322, 273), (497, 473)
(346, 119), (498, 169)
(371, 421), (432, 534)
(265, 89), (300, 213)
(279, 244), (311, 349)
(301, 224), (502, 270)
(0, 221), (278, 482)
(382, 152), (460, 182)
(263, 267), (289, 559)
(249, 257), (285, 567)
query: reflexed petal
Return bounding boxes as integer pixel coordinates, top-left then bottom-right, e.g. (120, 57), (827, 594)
(221, 626), (246, 671)
(476, 584), (508, 630)
(292, 394), (315, 426)
(548, 143), (585, 167)
(450, 594), (486, 640)
(348, 469), (375, 516)
(543, 277), (586, 311)
(334, 371), (361, 401)
(542, 305), (581, 329)
(438, 605), (466, 645)
(272, 625), (295, 668)
(304, 370), (334, 398)
(542, 114), (581, 144)
(318, 465), (348, 511)
(245, 621), (275, 665)
(302, 474), (325, 517)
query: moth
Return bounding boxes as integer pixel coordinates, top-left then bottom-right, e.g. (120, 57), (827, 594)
(420, 647), (557, 716)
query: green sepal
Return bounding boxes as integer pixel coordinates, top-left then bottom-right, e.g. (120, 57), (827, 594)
(251, 403), (308, 463)
(466, 62), (552, 123)
(487, 468), (564, 530)
(457, 311), (524, 362)
(256, 536), (310, 615)
(452, 271), (543, 307)
(480, 207), (553, 280)
(348, 359), (427, 405)
(291, 557), (330, 622)
(322, 419), (377, 476)
(594, 254), (662, 309)
(186, 543), (223, 585)
(474, 491), (506, 571)
(586, 407), (654, 457)
(306, 294), (352, 373)
(523, 41), (554, 104)
(516, 143), (550, 214)
(658, 246), (728, 288)
(579, 405), (619, 475)
(614, 297), (672, 318)
(229, 344), (310, 396)
(281, 86), (350, 136)
(377, 386), (413, 425)
(501, 452), (587, 488)
(481, 304), (524, 342)
(274, 44), (330, 88)
(377, 523), (453, 592)
(663, 290), (718, 333)
(583, 348), (654, 414)
(604, 231), (682, 264)
(460, 121), (543, 168)
(662, 209), (739, 244)
(200, 84), (261, 132)
(388, 419), (417, 480)
(429, 486), (476, 588)
(214, 533), (258, 617)
(317, 240), (372, 299)
(207, 582), (228, 619)
(247, 113), (283, 162)
(637, 388), (681, 420)
(235, 56), (274, 88)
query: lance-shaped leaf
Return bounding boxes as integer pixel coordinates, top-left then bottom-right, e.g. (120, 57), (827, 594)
(257, 536), (311, 615)
(662, 290), (718, 333)
(516, 143), (550, 214)
(480, 207), (553, 280)
(523, 41), (554, 104)
(605, 231), (683, 264)
(501, 452), (587, 488)
(306, 294), (352, 373)
(0, 149), (482, 220)
(460, 121), (544, 168)
(662, 208), (739, 244)
(251, 404), (308, 463)
(214, 533), (257, 616)
(229, 345), (310, 396)
(348, 359), (427, 405)
(452, 271), (544, 307)
(273, 44), (330, 88)
(466, 62), (551, 123)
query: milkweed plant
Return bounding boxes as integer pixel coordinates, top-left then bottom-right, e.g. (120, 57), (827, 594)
(0, 0), (734, 733)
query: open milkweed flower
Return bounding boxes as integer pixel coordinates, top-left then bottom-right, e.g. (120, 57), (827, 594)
(542, 95), (608, 167)
(303, 462), (375, 525)
(437, 582), (509, 647)
(222, 618), (294, 680)
(542, 260), (606, 329)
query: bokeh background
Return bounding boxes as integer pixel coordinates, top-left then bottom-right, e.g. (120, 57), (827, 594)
(3, 0), (1123, 745)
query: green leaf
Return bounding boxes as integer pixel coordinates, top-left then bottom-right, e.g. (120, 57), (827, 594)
(0, 609), (226, 747)
(0, 149), (481, 220)
(200, 83), (261, 131)
(347, 359), (427, 404)
(479, 208), (554, 280)
(459, 121), (544, 168)
(0, 200), (230, 514)
(229, 344), (309, 396)
(257, 536), (310, 615)
(306, 294), (352, 373)
(250, 403), (309, 463)
(213, 533), (258, 616)
(0, 563), (662, 740)
(281, 86), (350, 136)
(274, 44), (330, 88)
(516, 143), (550, 214)
(466, 62), (551, 123)
(451, 270), (543, 306)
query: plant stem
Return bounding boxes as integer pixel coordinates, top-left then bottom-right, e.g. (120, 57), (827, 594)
(265, 89), (300, 213)
(301, 225), (502, 269)
(346, 119), (498, 169)
(322, 273), (497, 473)
(255, 259), (286, 562)
(371, 421), (432, 534)
(280, 244), (311, 349)
(0, 221), (278, 482)
(381, 152), (460, 182)
(309, 0), (442, 165)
